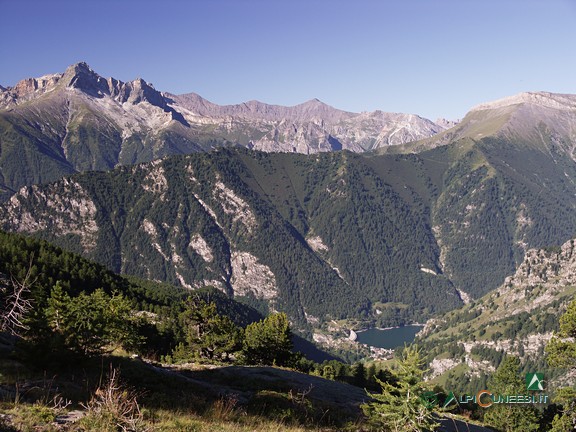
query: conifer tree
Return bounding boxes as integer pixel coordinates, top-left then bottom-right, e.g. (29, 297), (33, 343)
(361, 345), (439, 432)
(352, 362), (366, 387)
(483, 356), (539, 432)
(45, 283), (137, 356)
(546, 299), (576, 430)
(367, 363), (377, 385)
(182, 297), (242, 360)
(547, 299), (576, 368)
(180, 298), (243, 360)
(242, 312), (293, 366)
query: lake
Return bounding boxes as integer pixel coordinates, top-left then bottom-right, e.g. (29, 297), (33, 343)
(355, 325), (423, 349)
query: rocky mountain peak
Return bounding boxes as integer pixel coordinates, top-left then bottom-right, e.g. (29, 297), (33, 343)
(13, 78), (39, 96)
(7, 73), (60, 98)
(435, 118), (459, 129)
(115, 77), (167, 109)
(0, 62), (457, 178)
(58, 63), (168, 110)
(471, 91), (576, 112)
(63, 61), (92, 76)
(294, 98), (348, 119)
(62, 62), (110, 97)
(300, 98), (326, 107)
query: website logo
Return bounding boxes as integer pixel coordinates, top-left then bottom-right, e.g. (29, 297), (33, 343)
(443, 391), (457, 409)
(526, 373), (544, 391)
(435, 373), (549, 410)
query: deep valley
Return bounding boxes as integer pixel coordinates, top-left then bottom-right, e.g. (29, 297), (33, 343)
(3, 63), (576, 431)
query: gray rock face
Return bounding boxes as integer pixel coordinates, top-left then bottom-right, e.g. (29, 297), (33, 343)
(62, 62), (110, 97)
(1, 62), (446, 151)
(171, 93), (446, 152)
(421, 237), (576, 385)
(0, 62), (451, 195)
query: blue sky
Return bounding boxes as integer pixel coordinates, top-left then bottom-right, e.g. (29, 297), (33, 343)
(1, 0), (575, 120)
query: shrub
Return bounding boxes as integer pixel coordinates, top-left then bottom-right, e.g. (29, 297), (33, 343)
(79, 367), (147, 432)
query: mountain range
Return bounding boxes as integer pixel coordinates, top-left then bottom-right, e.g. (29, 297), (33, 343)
(0, 62), (449, 201)
(3, 63), (576, 342)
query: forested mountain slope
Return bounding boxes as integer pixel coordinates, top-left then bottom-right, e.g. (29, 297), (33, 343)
(418, 237), (576, 392)
(3, 130), (576, 333)
(0, 149), (458, 332)
(0, 229), (262, 328)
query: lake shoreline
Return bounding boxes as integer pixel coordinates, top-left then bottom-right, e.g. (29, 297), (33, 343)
(354, 324), (425, 349)
(355, 323), (425, 333)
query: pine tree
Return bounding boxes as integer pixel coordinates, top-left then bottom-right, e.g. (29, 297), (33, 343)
(361, 345), (439, 432)
(242, 312), (293, 366)
(546, 299), (576, 429)
(352, 362), (366, 387)
(546, 299), (576, 368)
(483, 356), (539, 432)
(180, 298), (243, 360)
(45, 281), (70, 335)
(45, 284), (137, 356)
(367, 363), (377, 385)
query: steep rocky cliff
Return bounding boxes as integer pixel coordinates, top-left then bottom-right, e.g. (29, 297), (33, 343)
(419, 238), (576, 389)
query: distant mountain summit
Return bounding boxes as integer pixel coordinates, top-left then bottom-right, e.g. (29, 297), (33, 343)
(171, 94), (353, 123)
(470, 91), (576, 111)
(0, 62), (448, 198)
(394, 91), (576, 157)
(1, 62), (167, 108)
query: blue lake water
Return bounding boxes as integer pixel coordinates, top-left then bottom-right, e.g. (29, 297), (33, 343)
(355, 325), (423, 349)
